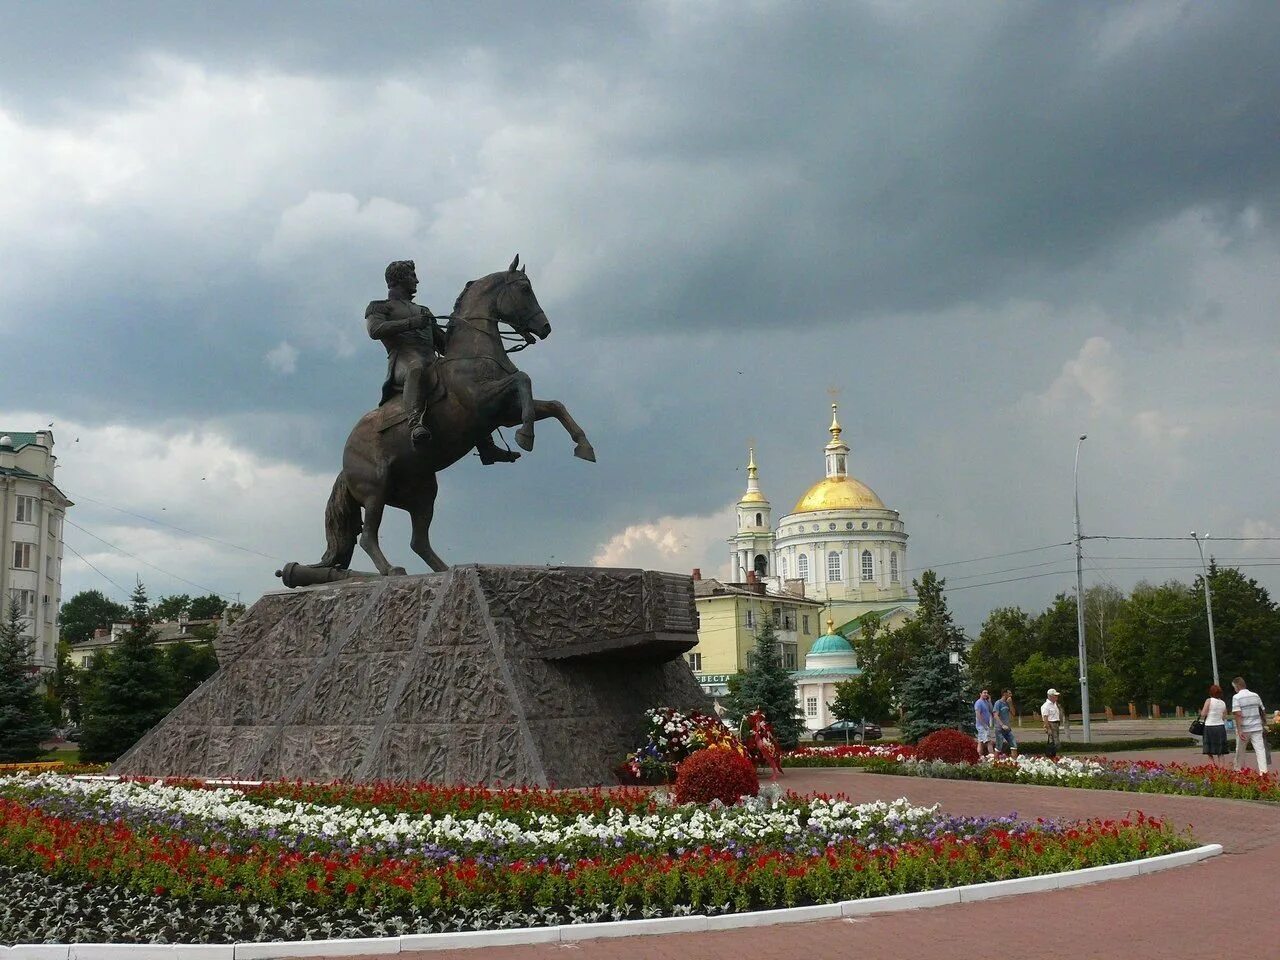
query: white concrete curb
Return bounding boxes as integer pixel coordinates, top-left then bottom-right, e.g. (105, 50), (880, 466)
(8, 844), (1222, 957)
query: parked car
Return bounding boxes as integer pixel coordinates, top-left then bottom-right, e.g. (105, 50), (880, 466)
(811, 720), (881, 742)
(62, 726), (82, 743)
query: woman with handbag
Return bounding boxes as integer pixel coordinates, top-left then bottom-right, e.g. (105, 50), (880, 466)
(1196, 683), (1229, 765)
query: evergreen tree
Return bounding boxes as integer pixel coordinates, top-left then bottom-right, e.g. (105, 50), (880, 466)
(79, 581), (173, 763)
(0, 597), (51, 761)
(163, 641), (219, 707)
(46, 642), (82, 725)
(900, 645), (970, 743)
(893, 572), (970, 742)
(723, 618), (805, 748)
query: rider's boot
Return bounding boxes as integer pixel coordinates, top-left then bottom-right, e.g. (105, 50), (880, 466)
(477, 436), (521, 464)
(411, 413), (432, 449)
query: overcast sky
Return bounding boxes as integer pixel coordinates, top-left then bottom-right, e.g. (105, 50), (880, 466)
(3, 0), (1278, 630)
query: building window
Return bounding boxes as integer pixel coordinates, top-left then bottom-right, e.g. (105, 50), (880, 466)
(745, 607), (754, 629)
(783, 645), (797, 670)
(686, 652), (702, 671)
(803, 614), (810, 633)
(784, 613), (794, 630)
(47, 515), (59, 538)
(12, 542), (35, 570)
(890, 552), (899, 582)
(826, 551), (842, 582)
(14, 496), (38, 524)
(755, 512), (762, 526)
(861, 550), (874, 581)
(8, 588), (35, 617)
(772, 608), (781, 627)
(779, 556), (787, 579)
(45, 556), (55, 580)
(797, 554), (809, 581)
(754, 554), (768, 576)
(805, 696), (818, 718)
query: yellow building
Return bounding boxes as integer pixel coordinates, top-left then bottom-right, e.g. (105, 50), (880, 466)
(690, 575), (824, 699)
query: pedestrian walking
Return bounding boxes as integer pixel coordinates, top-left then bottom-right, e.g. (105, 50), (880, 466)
(1230, 677), (1269, 774)
(1198, 683), (1229, 766)
(1040, 688), (1063, 758)
(993, 689), (1018, 758)
(974, 689), (994, 759)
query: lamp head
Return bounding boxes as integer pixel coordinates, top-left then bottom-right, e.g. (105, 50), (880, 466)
(1079, 434), (1087, 441)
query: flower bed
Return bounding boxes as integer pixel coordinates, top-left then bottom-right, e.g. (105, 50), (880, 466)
(788, 746), (1280, 802)
(0, 772), (1187, 944)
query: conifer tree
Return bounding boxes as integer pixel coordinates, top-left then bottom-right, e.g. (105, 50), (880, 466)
(0, 597), (51, 761)
(897, 571), (971, 742)
(79, 580), (173, 763)
(723, 618), (806, 748)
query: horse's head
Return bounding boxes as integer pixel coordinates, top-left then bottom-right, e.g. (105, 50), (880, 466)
(495, 254), (551, 342)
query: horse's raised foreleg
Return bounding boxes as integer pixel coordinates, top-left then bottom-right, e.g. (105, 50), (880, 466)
(533, 399), (596, 462)
(407, 478), (448, 572)
(358, 496), (406, 577)
(509, 371), (537, 452)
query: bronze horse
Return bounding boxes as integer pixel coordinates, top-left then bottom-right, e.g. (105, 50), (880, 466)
(317, 256), (595, 576)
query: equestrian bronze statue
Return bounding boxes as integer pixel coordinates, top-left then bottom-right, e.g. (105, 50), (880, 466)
(277, 255), (595, 587)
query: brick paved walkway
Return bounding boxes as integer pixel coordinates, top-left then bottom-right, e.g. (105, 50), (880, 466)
(384, 768), (1280, 960)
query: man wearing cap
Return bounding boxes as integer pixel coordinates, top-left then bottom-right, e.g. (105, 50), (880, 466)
(1040, 688), (1063, 758)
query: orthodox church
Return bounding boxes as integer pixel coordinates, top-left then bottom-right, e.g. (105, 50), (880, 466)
(728, 403), (918, 634)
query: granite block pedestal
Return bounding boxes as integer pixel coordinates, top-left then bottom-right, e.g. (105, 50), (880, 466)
(112, 566), (710, 786)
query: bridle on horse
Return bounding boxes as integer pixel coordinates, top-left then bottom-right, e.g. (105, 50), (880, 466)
(441, 275), (547, 355)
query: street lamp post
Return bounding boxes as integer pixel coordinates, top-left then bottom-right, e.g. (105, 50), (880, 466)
(1073, 435), (1091, 743)
(1190, 531), (1220, 687)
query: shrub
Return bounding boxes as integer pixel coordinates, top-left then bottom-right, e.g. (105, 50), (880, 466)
(916, 728), (979, 764)
(673, 747), (760, 805)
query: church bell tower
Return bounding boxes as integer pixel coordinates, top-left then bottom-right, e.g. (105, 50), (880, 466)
(728, 446), (775, 581)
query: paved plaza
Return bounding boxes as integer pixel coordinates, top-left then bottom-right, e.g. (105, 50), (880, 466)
(375, 765), (1280, 960)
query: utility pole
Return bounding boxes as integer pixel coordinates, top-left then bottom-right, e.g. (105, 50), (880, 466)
(1190, 531), (1220, 687)
(1073, 435), (1091, 743)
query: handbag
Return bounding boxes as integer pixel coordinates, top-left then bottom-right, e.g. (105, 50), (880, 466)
(1188, 718), (1205, 736)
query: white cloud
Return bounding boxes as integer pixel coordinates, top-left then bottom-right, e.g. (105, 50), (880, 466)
(264, 340), (298, 375)
(260, 193), (424, 267)
(3, 411), (335, 604)
(592, 507), (733, 576)
(1038, 336), (1120, 416)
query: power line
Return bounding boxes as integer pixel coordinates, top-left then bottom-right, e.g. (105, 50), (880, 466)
(62, 541), (132, 600)
(66, 490), (282, 562)
(64, 519), (236, 602)
(944, 568), (1077, 592)
(1085, 535), (1280, 542)
(905, 541), (1071, 574)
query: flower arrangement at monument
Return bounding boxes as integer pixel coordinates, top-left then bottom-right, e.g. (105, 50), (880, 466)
(0, 772), (1188, 944)
(617, 707), (747, 784)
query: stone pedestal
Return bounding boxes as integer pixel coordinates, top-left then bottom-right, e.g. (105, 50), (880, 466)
(112, 565), (710, 786)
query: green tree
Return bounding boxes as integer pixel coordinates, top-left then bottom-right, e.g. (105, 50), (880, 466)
(46, 641), (82, 725)
(967, 606), (1033, 696)
(830, 673), (893, 727)
(1083, 583), (1126, 668)
(150, 594), (192, 622)
(900, 646), (970, 743)
(188, 595), (228, 621)
(163, 641), (219, 707)
(1108, 580), (1201, 708)
(1201, 564), (1280, 705)
(0, 597), (51, 761)
(79, 581), (173, 763)
(1011, 652), (1079, 714)
(723, 618), (805, 749)
(58, 589), (129, 646)
(1031, 594), (1081, 660)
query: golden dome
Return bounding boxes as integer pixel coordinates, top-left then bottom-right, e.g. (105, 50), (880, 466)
(738, 490), (767, 504)
(793, 475), (885, 513)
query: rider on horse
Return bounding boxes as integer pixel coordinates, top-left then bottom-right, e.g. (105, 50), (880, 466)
(368, 259), (518, 463)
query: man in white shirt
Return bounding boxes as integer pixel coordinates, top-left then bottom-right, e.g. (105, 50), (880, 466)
(1040, 688), (1063, 758)
(1230, 676), (1269, 774)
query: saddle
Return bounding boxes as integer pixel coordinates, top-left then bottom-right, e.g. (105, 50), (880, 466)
(376, 360), (447, 433)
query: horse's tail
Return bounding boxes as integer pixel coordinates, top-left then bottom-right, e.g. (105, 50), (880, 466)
(318, 472), (361, 568)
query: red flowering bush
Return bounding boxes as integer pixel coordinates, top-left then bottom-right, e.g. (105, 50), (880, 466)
(673, 747), (760, 805)
(916, 728), (980, 764)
